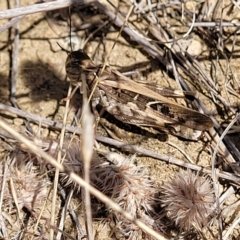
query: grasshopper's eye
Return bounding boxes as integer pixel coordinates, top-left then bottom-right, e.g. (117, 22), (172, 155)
(66, 51), (91, 69)
(72, 51), (91, 61)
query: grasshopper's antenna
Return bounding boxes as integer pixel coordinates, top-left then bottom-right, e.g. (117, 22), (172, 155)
(57, 7), (73, 54)
(68, 7), (73, 53)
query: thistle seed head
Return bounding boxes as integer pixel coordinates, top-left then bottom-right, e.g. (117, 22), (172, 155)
(160, 169), (215, 230)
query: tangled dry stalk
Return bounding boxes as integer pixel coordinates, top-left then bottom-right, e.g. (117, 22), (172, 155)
(1, 0), (240, 239)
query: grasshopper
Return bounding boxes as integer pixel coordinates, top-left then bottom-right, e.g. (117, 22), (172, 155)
(65, 50), (213, 140)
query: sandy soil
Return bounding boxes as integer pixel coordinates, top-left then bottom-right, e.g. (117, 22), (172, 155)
(1, 0), (240, 239)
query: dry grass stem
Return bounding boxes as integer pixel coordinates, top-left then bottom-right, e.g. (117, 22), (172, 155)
(81, 75), (95, 239)
(49, 83), (72, 239)
(0, 0), (95, 20)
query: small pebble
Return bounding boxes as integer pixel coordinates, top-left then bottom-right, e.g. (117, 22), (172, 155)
(13, 118), (24, 127)
(187, 39), (203, 56)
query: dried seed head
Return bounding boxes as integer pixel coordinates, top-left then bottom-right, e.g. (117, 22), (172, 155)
(59, 140), (84, 192)
(94, 153), (163, 239)
(160, 169), (215, 230)
(48, 139), (103, 192)
(1, 149), (50, 217)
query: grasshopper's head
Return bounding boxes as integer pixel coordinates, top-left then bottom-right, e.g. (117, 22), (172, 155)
(65, 50), (95, 86)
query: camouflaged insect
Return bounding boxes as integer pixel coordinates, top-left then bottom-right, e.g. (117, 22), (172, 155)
(65, 50), (213, 140)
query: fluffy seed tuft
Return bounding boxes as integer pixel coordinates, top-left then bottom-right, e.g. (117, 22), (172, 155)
(160, 169), (215, 230)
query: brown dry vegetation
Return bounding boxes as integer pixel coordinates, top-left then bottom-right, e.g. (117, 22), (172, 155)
(1, 0), (240, 239)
